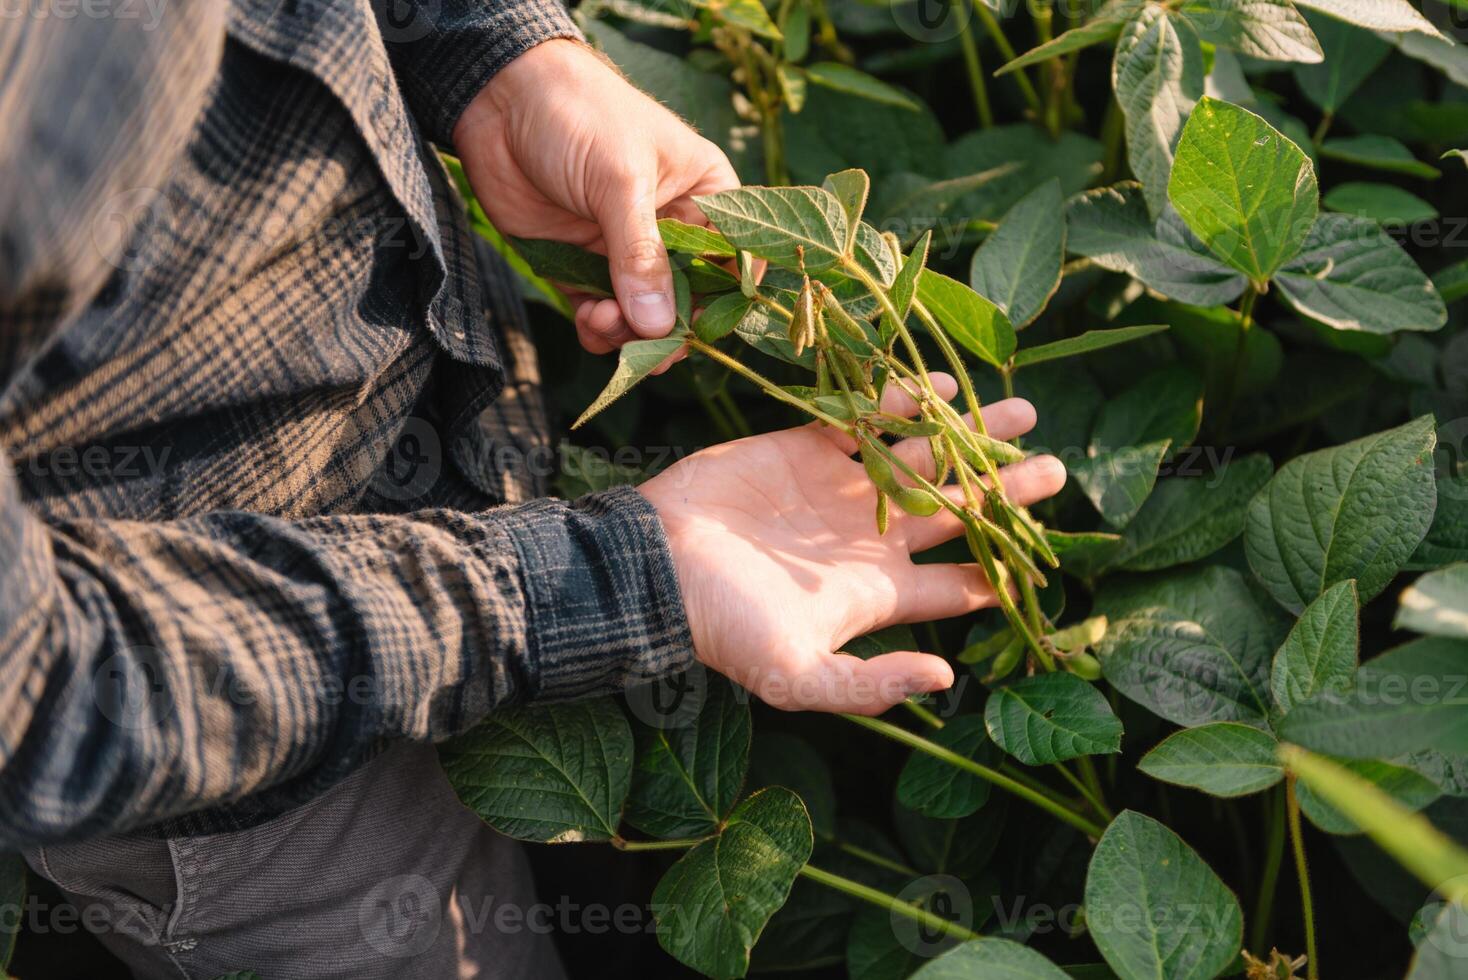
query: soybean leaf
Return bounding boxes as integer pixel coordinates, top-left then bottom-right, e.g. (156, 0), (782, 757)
(1071, 365), (1204, 527)
(1396, 564), (1468, 640)
(1012, 324), (1171, 368)
(1291, 0), (1445, 38)
(1278, 636), (1468, 758)
(695, 185), (849, 271)
(883, 230), (929, 340)
(653, 787), (815, 979)
(939, 126), (1104, 225)
(1323, 183), (1438, 225)
(1168, 97), (1318, 284)
(896, 715), (996, 818)
(1245, 415), (1438, 612)
(573, 334), (688, 429)
(997, 0), (1143, 75)
(660, 217), (737, 257)
(1066, 183), (1247, 306)
(734, 299), (814, 367)
(781, 1), (810, 60)
(1095, 565), (1289, 727)
(1319, 134), (1441, 178)
(1391, 31), (1468, 88)
(1111, 453), (1274, 572)
(439, 698), (633, 842)
(873, 167), (1020, 245)
(625, 675), (752, 839)
(1282, 745), (1468, 903)
(510, 237), (613, 295)
(1272, 579), (1360, 713)
(749, 733), (837, 839)
(894, 793), (1010, 878)
(1045, 530), (1126, 579)
(1412, 473), (1468, 570)
(908, 939), (1070, 979)
(804, 63), (921, 111)
(696, 0), (783, 39)
(1113, 5), (1205, 217)
(915, 268), (1017, 367)
(1177, 0), (1323, 63)
(1292, 10), (1390, 112)
(823, 169), (870, 256)
(1085, 811), (1243, 980)
(694, 293), (757, 343)
(1139, 722), (1284, 796)
(557, 443), (646, 497)
(969, 179), (1065, 329)
(984, 672), (1124, 764)
(1296, 757), (1441, 834)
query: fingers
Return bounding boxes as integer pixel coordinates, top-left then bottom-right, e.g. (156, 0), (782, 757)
(901, 454), (1068, 553)
(895, 563), (999, 624)
(746, 650), (954, 715)
(815, 373), (959, 454)
(891, 398), (1037, 481)
(597, 174), (678, 338)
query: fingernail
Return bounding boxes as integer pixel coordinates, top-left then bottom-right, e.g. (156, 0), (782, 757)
(628, 291), (675, 335)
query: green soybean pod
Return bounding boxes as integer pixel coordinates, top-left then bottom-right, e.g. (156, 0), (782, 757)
(859, 440), (942, 517)
(1064, 652), (1103, 681)
(982, 634), (1026, 684)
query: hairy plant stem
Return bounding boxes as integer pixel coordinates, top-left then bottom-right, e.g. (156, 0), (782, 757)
(798, 864), (983, 941)
(1286, 776), (1319, 980)
(612, 835), (705, 851)
(834, 842), (922, 880)
(843, 713), (1107, 838)
(956, 3), (995, 128)
(971, 0), (1044, 117)
(1311, 110), (1334, 147)
(686, 336), (852, 430)
(1251, 786), (1287, 955)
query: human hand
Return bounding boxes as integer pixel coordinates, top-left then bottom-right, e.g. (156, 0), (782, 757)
(453, 39), (740, 354)
(637, 376), (1068, 715)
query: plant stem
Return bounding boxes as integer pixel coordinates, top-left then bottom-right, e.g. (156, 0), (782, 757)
(716, 388), (754, 437)
(798, 864), (982, 941)
(1311, 110), (1333, 147)
(835, 841), (923, 879)
(687, 336), (852, 431)
(1286, 776), (1319, 980)
(904, 699), (947, 729)
(694, 384), (740, 441)
(970, 0), (1044, 117)
(1075, 756), (1111, 819)
(1218, 285), (1258, 441)
(956, 3), (995, 127)
(842, 713), (1106, 838)
(1251, 786), (1287, 955)
(612, 835), (706, 851)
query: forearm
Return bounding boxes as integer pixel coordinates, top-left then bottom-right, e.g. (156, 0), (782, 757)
(0, 465), (692, 847)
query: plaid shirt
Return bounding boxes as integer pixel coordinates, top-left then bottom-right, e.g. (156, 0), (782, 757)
(0, 0), (693, 846)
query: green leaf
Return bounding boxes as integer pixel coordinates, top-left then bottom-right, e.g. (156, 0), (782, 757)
(1291, 0), (1445, 38)
(695, 0), (783, 39)
(1292, 10), (1390, 112)
(997, 0), (1142, 75)
(984, 672), (1124, 764)
(1139, 722), (1284, 796)
(573, 334), (687, 429)
(1071, 366), (1204, 527)
(439, 698), (633, 842)
(749, 733), (837, 839)
(1277, 636), (1468, 758)
(659, 217), (737, 257)
(938, 126), (1104, 225)
(509, 237), (613, 295)
(1085, 811), (1243, 980)
(1045, 529), (1126, 579)
(1176, 0), (1323, 63)
(1111, 453), (1274, 572)
(1113, 5), (1205, 216)
(1271, 579), (1360, 713)
(693, 293), (756, 343)
(695, 185), (849, 271)
(823, 169), (870, 256)
(873, 167), (1020, 245)
(1065, 183), (1247, 306)
(908, 939), (1071, 979)
(1282, 745), (1468, 904)
(804, 63), (921, 111)
(969, 179), (1066, 329)
(1244, 415), (1438, 612)
(915, 268), (1017, 367)
(1168, 96), (1318, 284)
(1323, 183), (1438, 225)
(1390, 31), (1468, 87)
(1011, 324), (1171, 368)
(1412, 472), (1468, 570)
(557, 442), (646, 498)
(896, 715), (995, 818)
(1397, 564), (1468, 640)
(1319, 134), (1441, 178)
(1295, 757), (1441, 834)
(894, 794), (1009, 878)
(625, 675), (751, 839)
(884, 230), (929, 340)
(653, 787), (815, 979)
(1096, 565), (1289, 727)
(781, 2), (810, 60)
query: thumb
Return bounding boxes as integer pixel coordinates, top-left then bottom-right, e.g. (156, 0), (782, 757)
(598, 175), (677, 338)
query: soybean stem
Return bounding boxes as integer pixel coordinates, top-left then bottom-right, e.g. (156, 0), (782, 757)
(1286, 776), (1319, 980)
(1251, 786), (1287, 955)
(798, 864), (982, 942)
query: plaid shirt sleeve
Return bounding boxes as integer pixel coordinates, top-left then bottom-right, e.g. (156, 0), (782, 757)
(379, 0), (585, 147)
(0, 460), (692, 845)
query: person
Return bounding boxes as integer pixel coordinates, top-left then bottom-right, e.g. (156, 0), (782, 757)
(0, 2), (1065, 976)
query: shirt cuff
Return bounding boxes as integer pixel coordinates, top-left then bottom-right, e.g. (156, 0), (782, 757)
(495, 485), (695, 701)
(386, 0), (584, 148)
